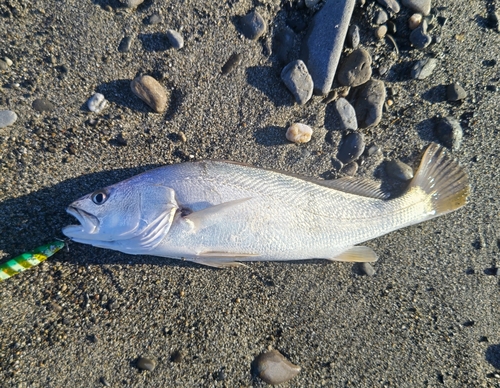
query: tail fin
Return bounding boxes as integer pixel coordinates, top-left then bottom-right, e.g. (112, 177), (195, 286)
(410, 143), (469, 217)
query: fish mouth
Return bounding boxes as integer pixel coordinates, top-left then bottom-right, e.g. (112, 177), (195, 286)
(62, 206), (100, 238)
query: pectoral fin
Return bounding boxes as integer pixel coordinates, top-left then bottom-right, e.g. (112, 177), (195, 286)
(183, 198), (252, 231)
(328, 246), (378, 263)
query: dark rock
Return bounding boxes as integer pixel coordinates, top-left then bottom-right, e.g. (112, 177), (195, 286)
(346, 24), (360, 49)
(240, 10), (267, 40)
(447, 82), (467, 101)
(118, 36), (132, 52)
(137, 357), (156, 372)
(32, 98), (55, 112)
(434, 116), (463, 150)
(281, 60), (314, 105)
(410, 19), (432, 49)
(333, 98), (357, 130)
(411, 58), (437, 80)
(221, 53), (242, 75)
(353, 79), (386, 128)
(301, 0), (356, 95)
(341, 162), (358, 176)
(386, 159), (414, 181)
(337, 132), (365, 164)
(252, 349), (301, 385)
(374, 9), (389, 25)
(337, 48), (372, 87)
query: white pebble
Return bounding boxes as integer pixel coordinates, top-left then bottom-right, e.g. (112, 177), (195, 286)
(409, 13), (423, 30)
(286, 123), (313, 144)
(87, 93), (108, 113)
(3, 57), (13, 66)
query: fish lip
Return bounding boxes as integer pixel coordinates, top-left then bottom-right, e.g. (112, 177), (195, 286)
(64, 206), (100, 236)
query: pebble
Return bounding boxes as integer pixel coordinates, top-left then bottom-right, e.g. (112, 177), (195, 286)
(375, 25), (388, 40)
(337, 48), (372, 87)
(87, 93), (108, 113)
(434, 116), (463, 150)
(346, 24), (360, 49)
(221, 53), (242, 75)
(409, 13), (423, 30)
(137, 356), (156, 371)
(333, 98), (358, 130)
(118, 36), (133, 52)
(410, 19), (432, 49)
(3, 57), (13, 66)
(286, 123), (313, 143)
(411, 57), (437, 80)
(274, 27), (295, 64)
(130, 75), (168, 113)
(341, 162), (358, 176)
(281, 60), (314, 105)
(252, 349), (301, 385)
(240, 10), (267, 40)
(386, 159), (414, 181)
(302, 0), (356, 95)
(374, 9), (389, 25)
(0, 110), (18, 128)
(120, 0), (144, 8)
(376, 0), (400, 13)
(0, 59), (9, 70)
(99, 377), (111, 387)
(354, 79), (386, 128)
(147, 13), (162, 25)
(447, 82), (467, 101)
(402, 0), (431, 16)
(166, 29), (184, 49)
(360, 262), (376, 276)
(337, 132), (365, 164)
(32, 98), (55, 112)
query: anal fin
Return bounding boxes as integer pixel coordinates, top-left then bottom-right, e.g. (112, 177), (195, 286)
(328, 246), (378, 263)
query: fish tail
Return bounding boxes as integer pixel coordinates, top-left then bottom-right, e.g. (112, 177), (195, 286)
(0, 241), (64, 282)
(409, 143), (469, 217)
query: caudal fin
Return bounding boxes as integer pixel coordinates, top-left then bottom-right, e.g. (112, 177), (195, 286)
(410, 143), (469, 217)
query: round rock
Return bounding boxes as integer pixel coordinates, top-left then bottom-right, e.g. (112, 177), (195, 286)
(337, 48), (372, 87)
(333, 98), (358, 130)
(337, 132), (365, 164)
(137, 357), (156, 372)
(402, 0), (431, 16)
(374, 9), (389, 25)
(0, 110), (18, 128)
(87, 93), (108, 113)
(434, 116), (463, 150)
(118, 36), (133, 52)
(354, 79), (386, 128)
(240, 10), (267, 40)
(411, 58), (437, 80)
(130, 75), (168, 113)
(252, 349), (301, 385)
(32, 98), (55, 112)
(341, 162), (358, 176)
(375, 25), (388, 40)
(281, 59), (314, 105)
(286, 123), (313, 143)
(447, 82), (467, 101)
(386, 159), (414, 181)
(346, 24), (360, 49)
(409, 13), (423, 30)
(166, 29), (184, 49)
(410, 19), (432, 49)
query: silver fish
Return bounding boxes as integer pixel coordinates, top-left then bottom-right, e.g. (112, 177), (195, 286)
(63, 143), (469, 268)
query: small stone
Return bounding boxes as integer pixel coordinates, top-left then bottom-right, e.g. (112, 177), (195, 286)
(221, 53), (242, 75)
(410, 19), (432, 49)
(118, 36), (133, 52)
(171, 350), (184, 363)
(376, 0), (400, 13)
(375, 25), (388, 40)
(354, 79), (386, 128)
(402, 0), (431, 16)
(387, 20), (397, 34)
(286, 123), (313, 143)
(374, 9), (389, 25)
(0, 59), (8, 70)
(32, 98), (55, 112)
(434, 116), (463, 150)
(130, 75), (168, 113)
(166, 29), (184, 49)
(87, 93), (108, 113)
(386, 159), (414, 181)
(346, 24), (360, 49)
(240, 10), (267, 40)
(147, 13), (162, 25)
(447, 82), (467, 101)
(337, 132), (365, 164)
(274, 27), (295, 64)
(3, 57), (13, 66)
(99, 377), (111, 387)
(333, 98), (358, 130)
(360, 262), (376, 276)
(137, 357), (156, 372)
(337, 48), (372, 87)
(341, 162), (358, 176)
(281, 60), (314, 105)
(409, 13), (423, 30)
(0, 110), (18, 128)
(252, 349), (301, 385)
(120, 0), (144, 8)
(411, 57), (437, 80)
(366, 144), (381, 156)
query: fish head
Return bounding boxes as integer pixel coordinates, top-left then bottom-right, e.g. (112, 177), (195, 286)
(63, 179), (179, 249)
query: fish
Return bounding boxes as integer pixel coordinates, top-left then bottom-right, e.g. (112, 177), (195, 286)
(0, 240), (65, 281)
(62, 143), (469, 268)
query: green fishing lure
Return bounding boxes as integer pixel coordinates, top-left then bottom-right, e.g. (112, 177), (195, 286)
(0, 241), (65, 282)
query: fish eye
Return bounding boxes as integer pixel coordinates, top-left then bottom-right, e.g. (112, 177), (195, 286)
(91, 190), (108, 205)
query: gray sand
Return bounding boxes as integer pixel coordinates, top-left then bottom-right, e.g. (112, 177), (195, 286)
(1, 0), (499, 386)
